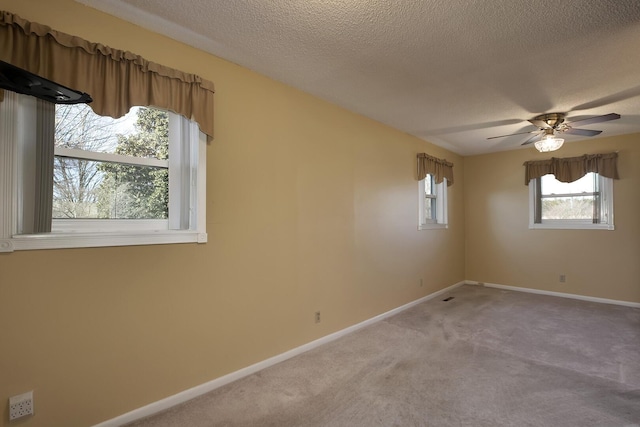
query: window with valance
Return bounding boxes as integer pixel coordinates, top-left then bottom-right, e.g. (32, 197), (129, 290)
(0, 11), (213, 252)
(416, 153), (454, 229)
(524, 153), (618, 230)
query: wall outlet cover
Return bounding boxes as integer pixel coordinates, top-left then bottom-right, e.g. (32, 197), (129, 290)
(9, 390), (34, 420)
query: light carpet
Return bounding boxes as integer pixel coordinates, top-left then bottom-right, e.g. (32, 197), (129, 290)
(127, 284), (640, 426)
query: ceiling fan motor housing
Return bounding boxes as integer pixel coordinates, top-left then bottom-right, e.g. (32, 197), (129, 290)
(533, 112), (566, 129)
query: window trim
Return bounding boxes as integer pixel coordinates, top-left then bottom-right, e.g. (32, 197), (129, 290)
(418, 176), (448, 230)
(528, 174), (614, 231)
(54, 146), (169, 169)
(0, 91), (207, 252)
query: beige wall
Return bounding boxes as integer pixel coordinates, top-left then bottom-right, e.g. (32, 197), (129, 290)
(0, 1), (465, 426)
(465, 133), (640, 303)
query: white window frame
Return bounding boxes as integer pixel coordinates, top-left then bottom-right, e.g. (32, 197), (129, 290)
(418, 175), (448, 230)
(0, 91), (207, 252)
(528, 174), (614, 230)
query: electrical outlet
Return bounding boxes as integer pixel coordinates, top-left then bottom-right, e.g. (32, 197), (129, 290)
(419, 278), (423, 287)
(9, 391), (34, 421)
(314, 311), (321, 323)
(559, 274), (566, 283)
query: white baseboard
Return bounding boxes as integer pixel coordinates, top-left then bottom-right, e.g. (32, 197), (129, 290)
(465, 280), (640, 308)
(93, 280), (466, 427)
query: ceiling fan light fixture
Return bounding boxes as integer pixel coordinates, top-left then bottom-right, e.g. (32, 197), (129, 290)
(534, 129), (564, 152)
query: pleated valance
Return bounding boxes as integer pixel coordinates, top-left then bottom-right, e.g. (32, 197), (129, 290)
(0, 11), (215, 138)
(523, 152), (619, 185)
(417, 153), (454, 186)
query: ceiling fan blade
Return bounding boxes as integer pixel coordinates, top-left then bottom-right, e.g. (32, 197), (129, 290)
(521, 133), (541, 146)
(565, 113), (620, 127)
(487, 129), (539, 140)
(564, 128), (602, 137)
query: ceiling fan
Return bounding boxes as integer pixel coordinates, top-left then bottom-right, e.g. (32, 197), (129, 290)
(487, 112), (621, 152)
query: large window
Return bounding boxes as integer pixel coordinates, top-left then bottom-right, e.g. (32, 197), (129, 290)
(418, 174), (448, 229)
(0, 91), (207, 252)
(529, 173), (614, 230)
(0, 11), (214, 252)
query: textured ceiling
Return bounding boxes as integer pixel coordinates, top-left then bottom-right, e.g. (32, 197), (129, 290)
(77, 0), (640, 155)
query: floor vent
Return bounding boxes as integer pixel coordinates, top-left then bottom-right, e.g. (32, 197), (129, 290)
(442, 297), (455, 302)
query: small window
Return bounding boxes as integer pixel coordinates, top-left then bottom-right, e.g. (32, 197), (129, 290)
(529, 172), (614, 230)
(0, 91), (207, 252)
(418, 174), (447, 229)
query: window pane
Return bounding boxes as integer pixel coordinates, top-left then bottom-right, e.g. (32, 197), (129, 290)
(55, 104), (169, 160)
(53, 157), (168, 219)
(53, 105), (171, 220)
(539, 173), (598, 221)
(424, 198), (432, 220)
(424, 174), (434, 195)
(541, 196), (595, 220)
(540, 173), (595, 195)
(424, 197), (436, 221)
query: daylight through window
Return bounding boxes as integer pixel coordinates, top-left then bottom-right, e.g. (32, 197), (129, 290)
(418, 174), (448, 229)
(53, 104), (170, 221)
(530, 173), (614, 230)
(0, 91), (207, 251)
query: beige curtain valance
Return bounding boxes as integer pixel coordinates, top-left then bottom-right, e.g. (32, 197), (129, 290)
(417, 153), (454, 186)
(0, 11), (215, 138)
(523, 152), (619, 185)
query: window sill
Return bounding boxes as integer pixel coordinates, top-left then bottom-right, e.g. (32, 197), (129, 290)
(529, 222), (614, 231)
(0, 230), (207, 252)
(419, 223), (448, 230)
